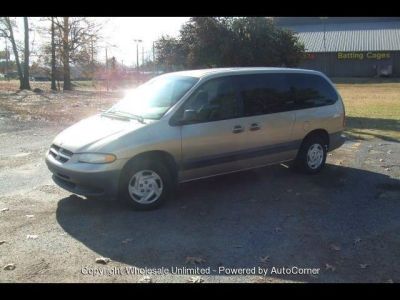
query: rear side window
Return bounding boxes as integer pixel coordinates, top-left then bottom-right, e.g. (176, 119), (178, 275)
(286, 73), (338, 110)
(236, 74), (291, 116)
(236, 73), (338, 117)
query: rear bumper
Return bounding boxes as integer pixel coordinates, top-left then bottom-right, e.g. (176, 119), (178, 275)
(329, 132), (346, 152)
(45, 152), (123, 197)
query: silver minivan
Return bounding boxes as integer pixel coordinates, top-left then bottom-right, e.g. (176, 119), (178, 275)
(46, 68), (346, 210)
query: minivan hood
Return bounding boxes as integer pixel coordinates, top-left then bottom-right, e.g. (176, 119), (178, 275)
(53, 114), (146, 153)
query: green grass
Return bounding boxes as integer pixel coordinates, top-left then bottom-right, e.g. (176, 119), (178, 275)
(333, 78), (400, 142)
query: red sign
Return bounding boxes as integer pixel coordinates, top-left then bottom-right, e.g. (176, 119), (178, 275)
(304, 53), (316, 60)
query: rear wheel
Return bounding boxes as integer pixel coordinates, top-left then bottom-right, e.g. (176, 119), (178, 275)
(294, 135), (327, 174)
(119, 159), (172, 210)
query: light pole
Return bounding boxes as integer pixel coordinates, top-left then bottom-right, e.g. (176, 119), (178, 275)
(101, 42), (116, 92)
(133, 39), (142, 73)
(320, 17), (328, 75)
(152, 41), (156, 74)
(105, 47), (108, 91)
(142, 43), (144, 71)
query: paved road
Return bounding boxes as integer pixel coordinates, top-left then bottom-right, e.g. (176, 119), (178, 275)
(0, 116), (399, 283)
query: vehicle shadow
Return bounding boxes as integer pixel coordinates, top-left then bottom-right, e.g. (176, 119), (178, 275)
(56, 163), (400, 283)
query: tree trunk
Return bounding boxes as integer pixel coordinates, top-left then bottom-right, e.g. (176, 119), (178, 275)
(50, 17), (57, 91)
(5, 18), (24, 89)
(21, 17), (31, 90)
(62, 17), (72, 91)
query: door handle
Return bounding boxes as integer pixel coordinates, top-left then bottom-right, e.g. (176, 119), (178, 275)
(232, 125), (244, 134)
(249, 123), (260, 131)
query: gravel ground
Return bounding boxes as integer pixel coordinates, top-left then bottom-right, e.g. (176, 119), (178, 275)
(0, 101), (399, 283)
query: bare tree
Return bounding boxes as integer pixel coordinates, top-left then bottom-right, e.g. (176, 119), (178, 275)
(51, 17), (101, 91)
(0, 17), (32, 90)
(50, 17), (56, 91)
(22, 17), (31, 90)
(0, 17), (25, 89)
(61, 17), (71, 90)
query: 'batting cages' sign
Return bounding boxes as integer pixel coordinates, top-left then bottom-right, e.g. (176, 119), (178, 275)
(337, 52), (391, 60)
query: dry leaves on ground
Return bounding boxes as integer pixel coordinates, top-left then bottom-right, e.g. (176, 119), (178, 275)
(3, 263), (16, 270)
(185, 256), (206, 265)
(121, 238), (133, 244)
(26, 234), (38, 239)
(139, 276), (152, 283)
(95, 257), (111, 264)
(325, 263), (336, 272)
(330, 244), (341, 251)
(187, 276), (204, 283)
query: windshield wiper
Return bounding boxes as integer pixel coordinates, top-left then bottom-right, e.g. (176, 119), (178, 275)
(101, 111), (131, 121)
(102, 110), (145, 124)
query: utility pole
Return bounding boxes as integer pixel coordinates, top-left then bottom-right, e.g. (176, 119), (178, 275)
(105, 47), (109, 91)
(133, 39), (142, 75)
(90, 36), (94, 80)
(136, 43), (139, 72)
(320, 17), (328, 75)
(142, 44), (144, 72)
(152, 41), (155, 74)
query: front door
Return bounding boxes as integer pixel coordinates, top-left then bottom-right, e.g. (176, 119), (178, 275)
(178, 76), (247, 182)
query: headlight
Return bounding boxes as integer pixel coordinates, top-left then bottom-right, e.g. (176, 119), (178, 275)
(77, 153), (116, 164)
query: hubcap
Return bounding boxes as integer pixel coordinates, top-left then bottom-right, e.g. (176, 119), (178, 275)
(128, 170), (163, 204)
(307, 144), (324, 169)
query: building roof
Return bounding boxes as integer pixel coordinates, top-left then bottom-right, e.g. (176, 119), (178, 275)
(274, 17), (400, 26)
(282, 21), (400, 52)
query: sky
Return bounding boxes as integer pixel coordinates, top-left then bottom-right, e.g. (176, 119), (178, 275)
(1, 17), (190, 67)
(99, 17), (189, 66)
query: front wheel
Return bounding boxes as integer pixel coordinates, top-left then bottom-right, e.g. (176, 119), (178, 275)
(119, 160), (172, 210)
(294, 136), (327, 174)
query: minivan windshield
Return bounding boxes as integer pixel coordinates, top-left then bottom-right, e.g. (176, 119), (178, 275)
(107, 75), (199, 120)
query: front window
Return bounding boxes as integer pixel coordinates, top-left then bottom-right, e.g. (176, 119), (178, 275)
(107, 75), (199, 120)
(180, 77), (241, 123)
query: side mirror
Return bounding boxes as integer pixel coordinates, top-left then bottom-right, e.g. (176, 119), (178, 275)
(182, 109), (198, 123)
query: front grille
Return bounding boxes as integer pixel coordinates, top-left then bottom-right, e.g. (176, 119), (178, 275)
(49, 144), (73, 163)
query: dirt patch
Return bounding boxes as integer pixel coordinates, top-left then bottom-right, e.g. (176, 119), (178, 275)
(36, 185), (64, 195)
(0, 82), (126, 126)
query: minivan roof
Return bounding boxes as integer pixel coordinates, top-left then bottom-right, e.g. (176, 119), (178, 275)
(163, 67), (324, 78)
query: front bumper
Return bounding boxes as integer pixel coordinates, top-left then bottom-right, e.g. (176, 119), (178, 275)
(45, 152), (125, 197)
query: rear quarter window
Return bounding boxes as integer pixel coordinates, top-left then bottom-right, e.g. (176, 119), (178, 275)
(286, 73), (338, 110)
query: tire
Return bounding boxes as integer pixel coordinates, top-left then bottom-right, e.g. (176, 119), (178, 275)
(294, 135), (327, 174)
(119, 159), (172, 210)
